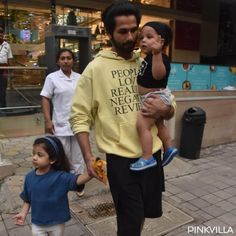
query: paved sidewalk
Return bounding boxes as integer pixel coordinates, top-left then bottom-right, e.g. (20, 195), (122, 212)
(0, 135), (236, 235)
(164, 142), (236, 236)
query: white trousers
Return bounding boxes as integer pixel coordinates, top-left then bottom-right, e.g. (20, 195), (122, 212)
(57, 136), (84, 174)
(32, 223), (65, 236)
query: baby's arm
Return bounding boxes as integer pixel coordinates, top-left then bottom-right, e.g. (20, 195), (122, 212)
(150, 37), (166, 80)
(13, 202), (30, 225)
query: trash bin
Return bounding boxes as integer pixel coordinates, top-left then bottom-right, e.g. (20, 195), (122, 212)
(179, 107), (206, 159)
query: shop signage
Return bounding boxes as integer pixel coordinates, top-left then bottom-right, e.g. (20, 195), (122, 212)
(168, 63), (236, 91)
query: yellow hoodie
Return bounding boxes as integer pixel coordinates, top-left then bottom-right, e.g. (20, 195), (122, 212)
(70, 50), (167, 158)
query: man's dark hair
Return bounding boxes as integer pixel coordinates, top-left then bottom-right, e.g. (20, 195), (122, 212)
(101, 0), (141, 35)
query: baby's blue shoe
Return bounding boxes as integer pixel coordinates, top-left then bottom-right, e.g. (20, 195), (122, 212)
(162, 147), (178, 167)
(130, 156), (157, 171)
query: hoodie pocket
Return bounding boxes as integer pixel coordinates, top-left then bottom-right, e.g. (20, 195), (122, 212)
(100, 119), (120, 144)
(118, 119), (141, 154)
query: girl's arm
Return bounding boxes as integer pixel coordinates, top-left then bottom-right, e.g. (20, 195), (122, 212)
(76, 173), (92, 185)
(13, 202), (30, 225)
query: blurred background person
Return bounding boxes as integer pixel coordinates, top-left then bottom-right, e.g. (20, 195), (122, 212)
(40, 48), (85, 196)
(0, 27), (13, 107)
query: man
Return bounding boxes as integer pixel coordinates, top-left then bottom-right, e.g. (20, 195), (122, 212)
(70, 1), (176, 235)
(0, 27), (13, 107)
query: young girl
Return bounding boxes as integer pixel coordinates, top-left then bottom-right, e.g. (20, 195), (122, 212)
(13, 136), (92, 235)
(130, 21), (178, 171)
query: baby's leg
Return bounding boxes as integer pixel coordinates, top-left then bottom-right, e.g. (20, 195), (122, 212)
(156, 118), (172, 152)
(156, 118), (178, 167)
(136, 111), (156, 159)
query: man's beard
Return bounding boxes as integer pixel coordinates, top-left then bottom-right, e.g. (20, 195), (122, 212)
(111, 38), (136, 54)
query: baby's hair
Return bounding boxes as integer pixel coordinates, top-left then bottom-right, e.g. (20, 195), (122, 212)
(143, 21), (172, 47)
(33, 136), (71, 172)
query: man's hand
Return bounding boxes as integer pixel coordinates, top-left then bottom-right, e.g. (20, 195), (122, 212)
(92, 157), (107, 185)
(141, 94), (174, 120)
(85, 155), (99, 179)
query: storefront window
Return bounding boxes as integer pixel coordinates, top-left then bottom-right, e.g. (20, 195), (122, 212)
(0, 6), (50, 67)
(0, 2), (172, 111)
(131, 0), (171, 8)
(0, 4), (49, 111)
(55, 6), (107, 56)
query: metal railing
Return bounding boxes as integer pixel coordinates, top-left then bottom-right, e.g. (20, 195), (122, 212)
(0, 66), (46, 114)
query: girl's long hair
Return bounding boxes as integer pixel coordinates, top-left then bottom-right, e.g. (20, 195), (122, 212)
(33, 136), (71, 172)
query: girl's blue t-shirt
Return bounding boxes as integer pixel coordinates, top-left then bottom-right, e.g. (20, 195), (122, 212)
(20, 169), (84, 226)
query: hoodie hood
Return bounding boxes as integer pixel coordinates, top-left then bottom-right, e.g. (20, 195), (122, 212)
(95, 49), (140, 62)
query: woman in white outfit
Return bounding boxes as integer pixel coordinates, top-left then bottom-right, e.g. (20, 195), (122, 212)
(40, 48), (85, 196)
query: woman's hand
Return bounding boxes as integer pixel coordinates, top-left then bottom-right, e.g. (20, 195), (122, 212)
(44, 120), (54, 134)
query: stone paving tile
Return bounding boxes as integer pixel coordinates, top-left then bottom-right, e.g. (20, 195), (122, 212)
(163, 191), (172, 197)
(163, 197), (181, 209)
(202, 205), (228, 217)
(211, 181), (231, 190)
(8, 225), (32, 236)
(230, 208), (236, 216)
(166, 186), (183, 195)
(203, 218), (232, 228)
(200, 194), (224, 204)
(64, 223), (90, 236)
(179, 202), (199, 212)
(191, 209), (214, 221)
(165, 222), (202, 236)
(188, 198), (211, 209)
(186, 188), (210, 197)
(175, 192), (197, 201)
(0, 220), (7, 236)
(200, 185), (221, 194)
(227, 197), (236, 205)
(222, 178), (236, 186)
(224, 187), (236, 195)
(166, 230), (195, 236)
(213, 190), (234, 200)
(217, 212), (236, 227)
(169, 195), (183, 204)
